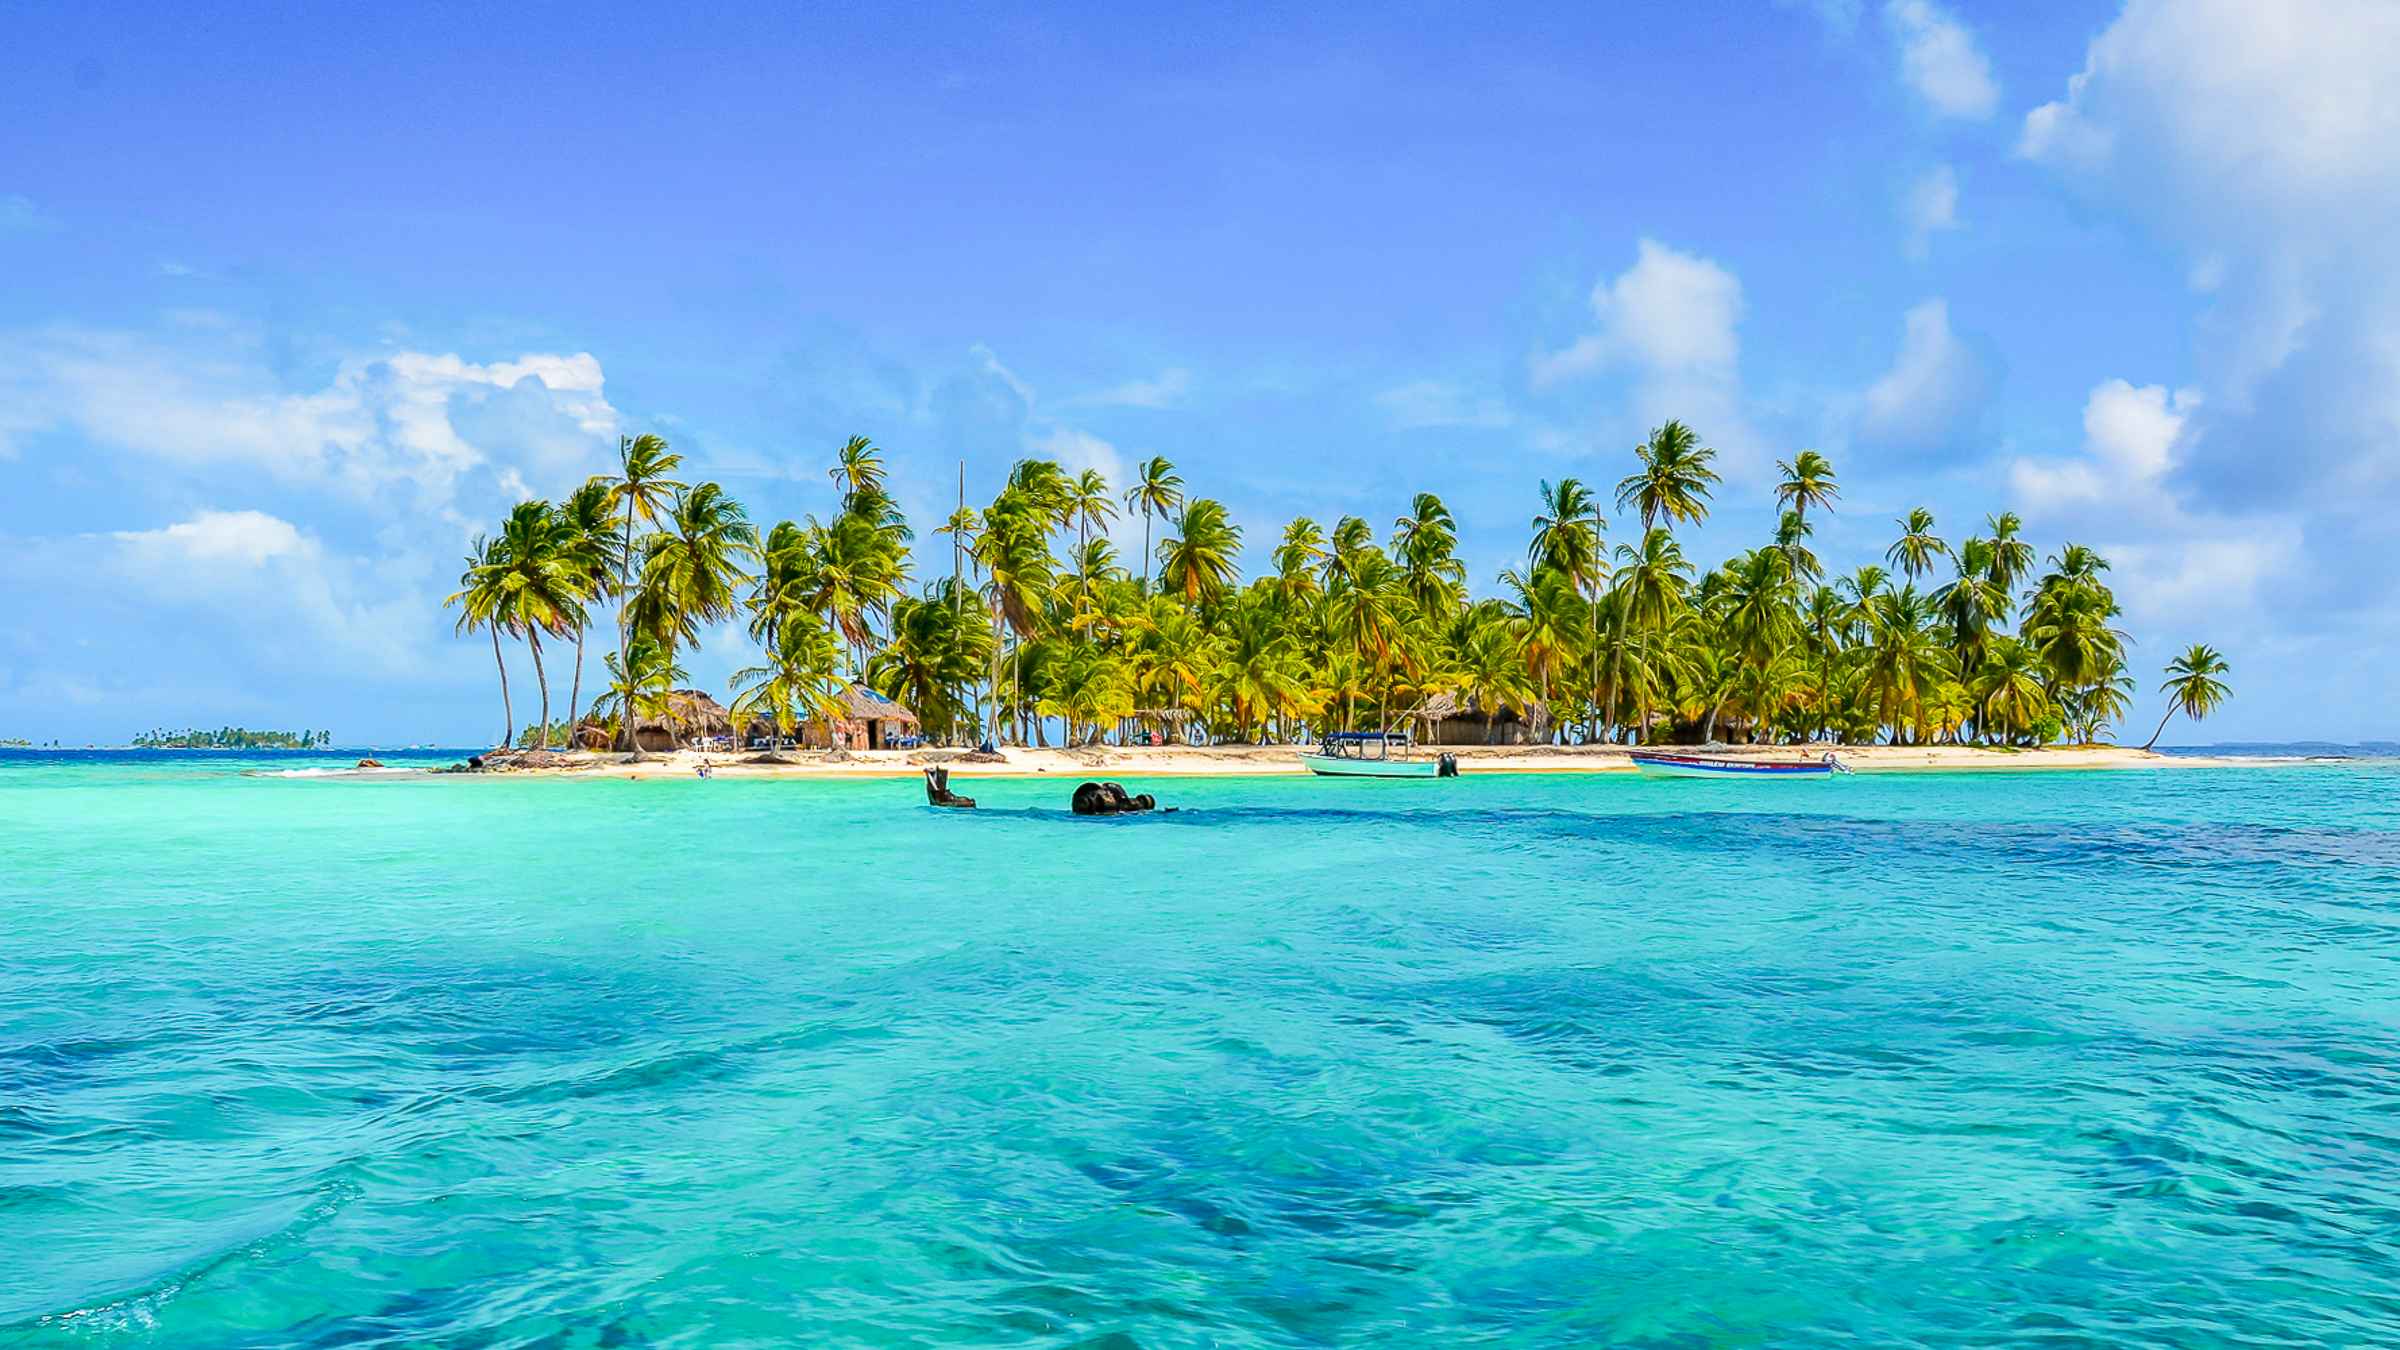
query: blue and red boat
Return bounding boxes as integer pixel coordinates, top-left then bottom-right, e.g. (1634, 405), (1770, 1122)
(1630, 750), (1851, 778)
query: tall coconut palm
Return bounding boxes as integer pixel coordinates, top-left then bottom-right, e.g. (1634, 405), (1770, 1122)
(1616, 420), (1720, 531)
(1774, 450), (1839, 528)
(1886, 508), (1948, 581)
(558, 479), (623, 741)
(828, 435), (886, 507)
(1391, 493), (1465, 616)
(974, 494), (1056, 743)
(494, 499), (585, 748)
(1160, 498), (1242, 608)
(603, 434), (685, 751)
(1601, 528), (1692, 740)
(1273, 518), (1328, 606)
(2141, 644), (2231, 750)
(640, 482), (758, 667)
(1986, 511), (2036, 598)
(445, 535), (516, 747)
(1122, 456), (1183, 591)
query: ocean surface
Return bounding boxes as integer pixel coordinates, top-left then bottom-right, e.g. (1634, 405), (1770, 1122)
(4, 750), (2399, 1346)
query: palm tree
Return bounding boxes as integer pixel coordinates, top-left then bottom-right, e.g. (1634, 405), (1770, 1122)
(1122, 456), (1184, 591)
(1774, 451), (1839, 528)
(558, 479), (623, 742)
(828, 435), (886, 507)
(603, 434), (685, 752)
(730, 612), (847, 745)
(1161, 498), (1242, 608)
(641, 483), (759, 669)
(2141, 644), (2231, 750)
(1615, 420), (1720, 531)
(445, 535), (516, 747)
(591, 633), (687, 747)
(494, 499), (584, 748)
(1987, 512), (2036, 598)
(1601, 527), (1692, 739)
(1887, 508), (1948, 581)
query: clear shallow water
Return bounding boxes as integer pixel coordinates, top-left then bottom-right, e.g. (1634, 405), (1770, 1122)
(5, 755), (2400, 1346)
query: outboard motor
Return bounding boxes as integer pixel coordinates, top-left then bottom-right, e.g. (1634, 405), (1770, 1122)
(1437, 753), (1460, 778)
(924, 766), (977, 809)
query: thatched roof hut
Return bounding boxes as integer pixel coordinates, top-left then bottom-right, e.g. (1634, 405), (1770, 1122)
(1412, 691), (1549, 746)
(800, 685), (921, 750)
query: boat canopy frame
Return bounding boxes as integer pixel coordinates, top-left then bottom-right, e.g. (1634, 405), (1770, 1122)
(1316, 730), (1413, 760)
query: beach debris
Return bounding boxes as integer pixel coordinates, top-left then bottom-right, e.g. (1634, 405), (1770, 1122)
(1071, 780), (1164, 815)
(356, 758), (384, 769)
(923, 766), (977, 809)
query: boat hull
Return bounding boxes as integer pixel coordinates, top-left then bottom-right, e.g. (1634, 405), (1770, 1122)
(1631, 752), (1835, 778)
(1298, 753), (1445, 778)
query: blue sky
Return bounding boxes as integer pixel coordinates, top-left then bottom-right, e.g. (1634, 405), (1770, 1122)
(4, 0), (2394, 743)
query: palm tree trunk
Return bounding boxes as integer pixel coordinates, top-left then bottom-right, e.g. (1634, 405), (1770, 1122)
(490, 625), (514, 748)
(566, 626), (586, 751)
(616, 505), (637, 753)
(1142, 508), (1154, 594)
(528, 631), (551, 750)
(2140, 705), (2177, 752)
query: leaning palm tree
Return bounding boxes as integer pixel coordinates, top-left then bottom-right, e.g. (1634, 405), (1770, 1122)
(1615, 420), (1720, 532)
(1122, 456), (1184, 591)
(1774, 451), (1839, 528)
(603, 434), (685, 751)
(444, 535), (516, 747)
(2141, 644), (2231, 750)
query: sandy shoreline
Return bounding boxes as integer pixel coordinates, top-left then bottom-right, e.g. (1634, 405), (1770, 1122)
(480, 742), (2252, 780)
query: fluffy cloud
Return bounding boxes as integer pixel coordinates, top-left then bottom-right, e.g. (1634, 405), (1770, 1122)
(111, 508), (312, 568)
(2013, 0), (2400, 679)
(1903, 164), (1960, 257)
(1533, 239), (1766, 474)
(1885, 0), (1999, 119)
(0, 328), (618, 509)
(2019, 0), (2400, 511)
(2009, 380), (2299, 627)
(1534, 238), (1743, 387)
(1857, 299), (1989, 452)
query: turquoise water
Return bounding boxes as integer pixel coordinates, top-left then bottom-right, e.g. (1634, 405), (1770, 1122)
(5, 754), (2399, 1346)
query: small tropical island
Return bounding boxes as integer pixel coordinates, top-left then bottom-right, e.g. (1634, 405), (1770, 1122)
(442, 423), (2231, 776)
(132, 727), (336, 751)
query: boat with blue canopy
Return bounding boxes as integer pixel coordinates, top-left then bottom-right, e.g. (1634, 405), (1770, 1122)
(1298, 731), (1459, 779)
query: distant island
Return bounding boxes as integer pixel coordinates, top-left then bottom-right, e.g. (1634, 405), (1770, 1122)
(132, 727), (334, 750)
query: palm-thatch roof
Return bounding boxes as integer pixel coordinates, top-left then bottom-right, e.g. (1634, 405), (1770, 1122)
(1411, 691), (1548, 723)
(831, 685), (919, 727)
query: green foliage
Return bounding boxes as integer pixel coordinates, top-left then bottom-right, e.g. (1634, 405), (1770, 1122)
(444, 432), (2225, 753)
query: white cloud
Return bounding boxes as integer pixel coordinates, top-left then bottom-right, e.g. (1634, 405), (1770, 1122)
(1885, 0), (1999, 120)
(0, 329), (618, 508)
(2016, 0), (2400, 636)
(1535, 238), (1743, 388)
(1534, 238), (1764, 478)
(82, 509), (437, 679)
(112, 509), (312, 568)
(1858, 299), (1987, 449)
(1903, 164), (1960, 257)
(1373, 380), (1513, 431)
(1068, 367), (1191, 410)
(2009, 379), (2297, 627)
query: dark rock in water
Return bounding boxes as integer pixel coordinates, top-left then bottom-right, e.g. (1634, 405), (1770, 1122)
(924, 766), (976, 809)
(1071, 780), (1162, 815)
